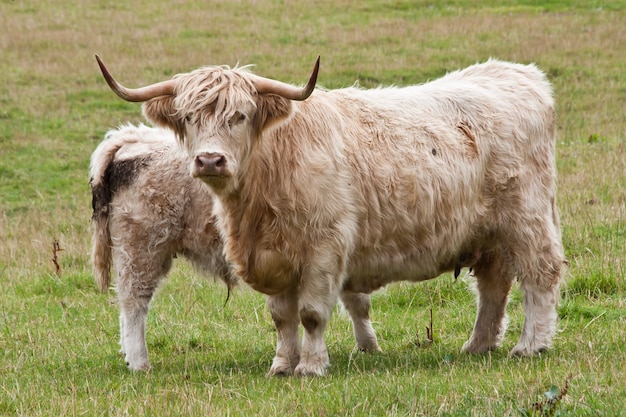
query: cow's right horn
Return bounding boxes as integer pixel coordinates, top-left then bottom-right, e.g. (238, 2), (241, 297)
(95, 55), (176, 102)
(251, 55), (320, 101)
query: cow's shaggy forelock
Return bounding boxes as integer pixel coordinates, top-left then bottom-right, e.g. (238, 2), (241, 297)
(141, 66), (259, 143)
(174, 66), (257, 124)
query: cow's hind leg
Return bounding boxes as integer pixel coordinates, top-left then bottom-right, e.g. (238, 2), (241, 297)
(116, 247), (171, 371)
(339, 291), (381, 353)
(267, 288), (301, 376)
(499, 200), (565, 357)
(510, 230), (563, 356)
(462, 249), (514, 354)
(511, 274), (560, 356)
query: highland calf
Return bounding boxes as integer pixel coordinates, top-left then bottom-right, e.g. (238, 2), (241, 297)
(90, 124), (235, 370)
(97, 56), (566, 376)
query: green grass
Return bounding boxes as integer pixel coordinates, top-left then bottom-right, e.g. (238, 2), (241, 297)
(1, 0), (626, 415)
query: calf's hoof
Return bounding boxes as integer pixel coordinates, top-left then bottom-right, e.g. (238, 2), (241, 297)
(125, 354), (151, 371)
(127, 360), (151, 371)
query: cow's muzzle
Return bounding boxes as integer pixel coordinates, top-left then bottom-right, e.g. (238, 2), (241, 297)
(192, 152), (229, 178)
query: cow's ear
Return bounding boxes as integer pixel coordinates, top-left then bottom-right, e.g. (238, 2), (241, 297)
(142, 96), (186, 139)
(253, 95), (292, 132)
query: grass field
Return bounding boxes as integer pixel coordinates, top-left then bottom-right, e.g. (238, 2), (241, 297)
(1, 0), (625, 415)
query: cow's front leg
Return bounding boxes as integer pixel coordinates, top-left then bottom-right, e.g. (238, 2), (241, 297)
(266, 289), (300, 376)
(340, 291), (381, 353)
(294, 256), (344, 377)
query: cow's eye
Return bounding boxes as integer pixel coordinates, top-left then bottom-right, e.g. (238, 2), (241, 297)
(185, 114), (193, 123)
(228, 111), (246, 128)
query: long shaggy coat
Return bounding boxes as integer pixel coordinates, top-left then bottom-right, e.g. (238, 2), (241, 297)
(99, 58), (566, 376)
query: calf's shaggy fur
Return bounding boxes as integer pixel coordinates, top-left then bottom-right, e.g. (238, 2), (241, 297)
(90, 124), (235, 370)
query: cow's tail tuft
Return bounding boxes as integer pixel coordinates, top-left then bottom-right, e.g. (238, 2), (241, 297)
(91, 199), (112, 292)
(89, 125), (140, 291)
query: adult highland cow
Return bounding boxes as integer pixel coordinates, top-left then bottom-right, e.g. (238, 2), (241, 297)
(96, 55), (565, 376)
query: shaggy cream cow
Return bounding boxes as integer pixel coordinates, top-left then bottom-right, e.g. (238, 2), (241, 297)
(96, 56), (565, 376)
(90, 123), (379, 371)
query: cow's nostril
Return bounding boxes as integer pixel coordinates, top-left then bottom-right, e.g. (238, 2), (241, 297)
(194, 155), (206, 169)
(215, 155), (225, 168)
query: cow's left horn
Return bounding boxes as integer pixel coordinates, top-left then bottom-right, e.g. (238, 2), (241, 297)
(252, 55), (320, 101)
(95, 54), (176, 102)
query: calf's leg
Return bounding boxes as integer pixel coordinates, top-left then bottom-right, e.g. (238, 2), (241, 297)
(116, 246), (171, 370)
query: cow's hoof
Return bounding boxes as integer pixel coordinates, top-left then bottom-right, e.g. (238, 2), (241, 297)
(461, 339), (497, 354)
(510, 343), (548, 357)
(267, 366), (294, 377)
(294, 361), (329, 377)
(267, 357), (297, 377)
(359, 342), (382, 354)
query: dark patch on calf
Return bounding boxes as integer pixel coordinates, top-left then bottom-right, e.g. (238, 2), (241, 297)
(91, 157), (152, 221)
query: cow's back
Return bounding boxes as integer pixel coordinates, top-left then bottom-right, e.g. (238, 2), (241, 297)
(295, 60), (556, 291)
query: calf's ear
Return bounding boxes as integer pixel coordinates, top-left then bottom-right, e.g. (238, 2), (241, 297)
(253, 95), (293, 133)
(142, 96), (186, 140)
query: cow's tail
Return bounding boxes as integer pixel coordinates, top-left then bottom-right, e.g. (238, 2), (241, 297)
(89, 125), (140, 291)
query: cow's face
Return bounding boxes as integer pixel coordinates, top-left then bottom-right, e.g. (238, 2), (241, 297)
(182, 94), (258, 195)
(96, 55), (319, 197)
(142, 69), (293, 196)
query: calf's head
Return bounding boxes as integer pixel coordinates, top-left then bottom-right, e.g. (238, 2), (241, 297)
(95, 55), (319, 195)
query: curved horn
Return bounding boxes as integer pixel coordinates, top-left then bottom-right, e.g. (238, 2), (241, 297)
(252, 55), (320, 101)
(95, 54), (176, 102)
